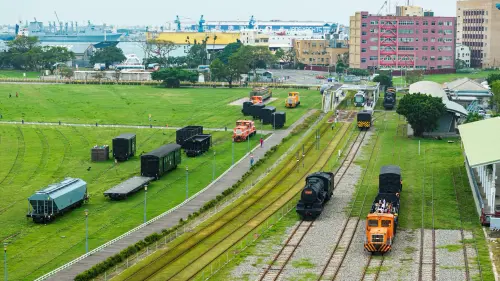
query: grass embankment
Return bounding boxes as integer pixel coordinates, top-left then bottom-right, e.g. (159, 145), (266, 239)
(392, 70), (500, 85)
(0, 70), (40, 79)
(349, 113), (494, 281)
(0, 85), (321, 129)
(114, 115), (350, 280)
(0, 125), (262, 280)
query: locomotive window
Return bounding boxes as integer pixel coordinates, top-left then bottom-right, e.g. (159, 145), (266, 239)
(382, 220), (391, 227)
(368, 220), (378, 227)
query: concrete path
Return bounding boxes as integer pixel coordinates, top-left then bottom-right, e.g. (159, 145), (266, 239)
(0, 121), (274, 134)
(42, 110), (318, 280)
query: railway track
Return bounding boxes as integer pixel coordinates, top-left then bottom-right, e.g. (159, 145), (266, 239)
(419, 147), (436, 281)
(257, 114), (373, 281)
(317, 112), (388, 281)
(360, 256), (384, 281)
(451, 167), (471, 280)
(115, 116), (340, 280)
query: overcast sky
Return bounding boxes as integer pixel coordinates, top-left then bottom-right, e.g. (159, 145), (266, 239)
(1, 0), (458, 26)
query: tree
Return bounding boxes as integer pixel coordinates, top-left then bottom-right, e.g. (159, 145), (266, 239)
(149, 40), (177, 67)
(41, 46), (75, 70)
(405, 70), (424, 85)
(93, 71), (105, 83)
(486, 73), (500, 87)
(210, 58), (242, 88)
(491, 81), (500, 112)
(112, 70), (121, 83)
(216, 41), (243, 64)
(275, 48), (285, 62)
(151, 68), (198, 88)
(232, 45), (275, 81)
(186, 43), (208, 68)
(455, 59), (467, 70)
(464, 112), (484, 124)
(89, 46), (126, 68)
(396, 93), (446, 137)
(373, 74), (393, 88)
(60, 67), (74, 80)
(347, 68), (370, 76)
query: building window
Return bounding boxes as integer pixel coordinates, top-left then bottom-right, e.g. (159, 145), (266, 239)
(361, 48), (367, 52)
(361, 58), (367, 63)
(362, 40), (367, 44)
(438, 21), (444, 26)
(370, 21), (378, 25)
(370, 37), (378, 42)
(423, 37), (428, 42)
(431, 21), (436, 25)
(370, 56), (378, 61)
(370, 46), (378, 51)
(444, 30), (453, 34)
(362, 31), (367, 35)
(431, 38), (436, 42)
(422, 46), (428, 50)
(362, 23), (367, 27)
(423, 29), (428, 34)
(431, 46), (435, 51)
(370, 29), (378, 33)
(423, 21), (429, 25)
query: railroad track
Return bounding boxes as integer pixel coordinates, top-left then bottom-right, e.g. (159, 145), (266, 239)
(317, 112), (388, 281)
(257, 114), (374, 281)
(451, 167), (471, 280)
(419, 147), (435, 281)
(116, 116), (340, 280)
(361, 256), (384, 281)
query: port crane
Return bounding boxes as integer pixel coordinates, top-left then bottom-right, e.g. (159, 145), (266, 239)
(377, 0), (388, 15)
(175, 15), (181, 31)
(198, 15), (205, 32)
(248, 15), (256, 29)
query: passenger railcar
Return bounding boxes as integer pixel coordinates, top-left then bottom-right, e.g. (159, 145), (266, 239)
(364, 165), (402, 253)
(354, 91), (366, 107)
(357, 110), (373, 130)
(141, 144), (181, 179)
(296, 172), (335, 220)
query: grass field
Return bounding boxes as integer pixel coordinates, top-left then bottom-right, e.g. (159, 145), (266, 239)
(0, 124), (265, 280)
(392, 70), (500, 85)
(0, 85), (321, 129)
(0, 70), (41, 79)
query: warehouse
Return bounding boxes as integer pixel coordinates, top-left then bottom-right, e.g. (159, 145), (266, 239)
(408, 81), (468, 136)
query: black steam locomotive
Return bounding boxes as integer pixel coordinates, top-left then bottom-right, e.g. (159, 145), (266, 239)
(383, 87), (397, 110)
(296, 172), (335, 220)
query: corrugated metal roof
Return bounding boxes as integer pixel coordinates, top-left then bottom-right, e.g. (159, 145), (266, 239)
(115, 133), (135, 140)
(143, 143), (181, 158)
(409, 81), (468, 116)
(445, 78), (490, 92)
(458, 117), (500, 167)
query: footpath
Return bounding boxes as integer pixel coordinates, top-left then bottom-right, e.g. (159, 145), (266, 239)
(41, 110), (317, 280)
(0, 121), (274, 134)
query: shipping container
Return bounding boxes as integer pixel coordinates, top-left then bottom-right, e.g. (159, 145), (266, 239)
(241, 101), (253, 116)
(176, 126), (203, 147)
(26, 178), (88, 223)
(183, 134), (212, 157)
(91, 145), (109, 162)
(250, 103), (266, 119)
(261, 106), (277, 125)
(141, 144), (182, 179)
(112, 133), (136, 161)
(272, 112), (286, 129)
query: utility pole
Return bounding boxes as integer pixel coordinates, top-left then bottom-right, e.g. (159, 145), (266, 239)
(84, 209), (89, 254)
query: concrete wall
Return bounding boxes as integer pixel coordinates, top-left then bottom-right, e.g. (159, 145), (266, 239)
(74, 71), (152, 81)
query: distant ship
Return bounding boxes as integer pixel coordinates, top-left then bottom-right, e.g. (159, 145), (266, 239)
(3, 20), (123, 42)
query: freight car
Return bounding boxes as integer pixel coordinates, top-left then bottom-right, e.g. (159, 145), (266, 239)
(241, 101), (253, 116)
(261, 106), (276, 125)
(141, 144), (181, 179)
(113, 133), (136, 161)
(383, 87), (397, 110)
(272, 112), (286, 129)
(176, 126), (203, 147)
(296, 172), (335, 220)
(26, 178), (88, 223)
(183, 134), (212, 157)
(364, 165), (402, 253)
(250, 103), (266, 119)
(357, 110), (373, 130)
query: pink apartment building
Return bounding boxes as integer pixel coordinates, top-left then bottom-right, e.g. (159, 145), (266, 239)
(349, 11), (456, 70)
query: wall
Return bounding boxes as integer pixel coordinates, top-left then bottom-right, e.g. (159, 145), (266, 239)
(349, 12), (362, 69)
(294, 39), (348, 66)
(74, 71), (152, 81)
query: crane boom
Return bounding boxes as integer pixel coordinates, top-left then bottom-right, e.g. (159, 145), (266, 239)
(378, 0), (388, 15)
(54, 11), (61, 24)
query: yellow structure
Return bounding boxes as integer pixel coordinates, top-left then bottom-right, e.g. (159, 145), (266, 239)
(146, 32), (240, 45)
(293, 39), (348, 66)
(285, 92), (300, 108)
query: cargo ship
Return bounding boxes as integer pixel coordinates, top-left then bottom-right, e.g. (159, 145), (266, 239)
(1, 20), (122, 42)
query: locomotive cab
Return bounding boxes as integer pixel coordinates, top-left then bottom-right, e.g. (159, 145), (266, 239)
(364, 213), (396, 253)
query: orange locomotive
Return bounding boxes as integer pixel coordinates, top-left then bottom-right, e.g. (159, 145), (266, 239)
(364, 165), (402, 254)
(233, 120), (256, 142)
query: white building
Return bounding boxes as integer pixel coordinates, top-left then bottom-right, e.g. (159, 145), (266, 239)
(456, 44), (471, 68)
(240, 29), (325, 50)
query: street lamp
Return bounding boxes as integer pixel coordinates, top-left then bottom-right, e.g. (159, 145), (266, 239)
(185, 166), (189, 200)
(232, 139), (234, 165)
(3, 242), (7, 281)
(144, 185), (148, 223)
(212, 151), (216, 181)
(84, 209), (89, 254)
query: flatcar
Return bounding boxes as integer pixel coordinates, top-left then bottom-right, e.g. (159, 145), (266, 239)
(383, 87), (397, 110)
(296, 172), (335, 220)
(357, 110), (373, 130)
(26, 178), (88, 223)
(141, 144), (181, 179)
(354, 91), (366, 107)
(364, 165), (402, 254)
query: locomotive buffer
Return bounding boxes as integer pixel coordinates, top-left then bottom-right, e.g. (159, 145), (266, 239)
(104, 176), (154, 200)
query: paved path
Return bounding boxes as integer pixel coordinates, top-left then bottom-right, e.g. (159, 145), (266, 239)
(0, 121), (274, 134)
(43, 110), (318, 280)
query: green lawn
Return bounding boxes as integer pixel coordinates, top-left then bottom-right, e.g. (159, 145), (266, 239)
(0, 70), (41, 79)
(0, 85), (321, 130)
(0, 125), (263, 280)
(393, 70), (500, 86)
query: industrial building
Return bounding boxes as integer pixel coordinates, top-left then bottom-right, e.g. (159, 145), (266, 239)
(456, 0), (500, 68)
(444, 77), (492, 109)
(293, 38), (348, 67)
(349, 6), (456, 71)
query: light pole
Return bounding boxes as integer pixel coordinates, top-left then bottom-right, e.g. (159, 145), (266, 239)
(3, 242), (7, 281)
(84, 209), (89, 254)
(232, 139), (234, 165)
(212, 151), (216, 181)
(143, 185), (148, 223)
(247, 133), (250, 153)
(185, 166), (189, 200)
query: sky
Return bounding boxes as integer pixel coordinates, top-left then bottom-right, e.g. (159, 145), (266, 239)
(0, 0), (458, 26)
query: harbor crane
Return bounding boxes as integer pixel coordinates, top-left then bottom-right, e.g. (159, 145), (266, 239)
(175, 15), (181, 31)
(378, 0), (388, 15)
(497, 3), (500, 10)
(198, 15), (205, 32)
(248, 15), (256, 29)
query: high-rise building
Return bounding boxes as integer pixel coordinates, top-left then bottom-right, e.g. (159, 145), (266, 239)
(456, 0), (500, 68)
(349, 10), (456, 71)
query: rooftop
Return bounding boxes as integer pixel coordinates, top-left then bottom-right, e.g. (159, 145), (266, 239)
(458, 117), (500, 167)
(444, 78), (491, 95)
(409, 81), (468, 116)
